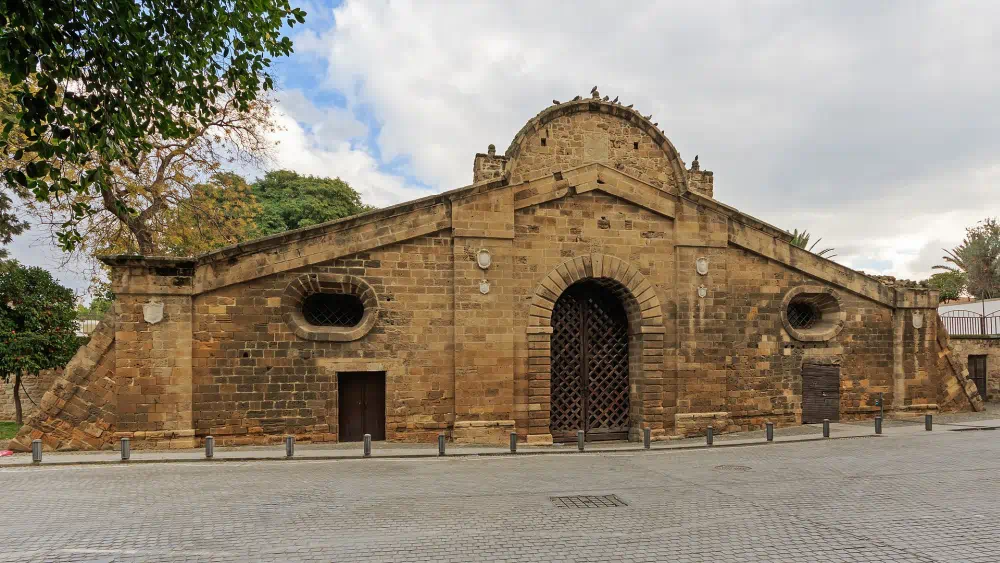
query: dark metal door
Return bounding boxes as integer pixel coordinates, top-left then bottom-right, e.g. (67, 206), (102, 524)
(801, 364), (840, 424)
(969, 355), (988, 401)
(551, 281), (629, 441)
(338, 372), (386, 442)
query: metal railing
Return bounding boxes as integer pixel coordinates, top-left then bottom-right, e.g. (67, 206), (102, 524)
(940, 310), (1000, 336)
(76, 315), (103, 336)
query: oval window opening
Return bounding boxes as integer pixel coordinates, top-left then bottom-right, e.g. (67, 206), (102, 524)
(302, 293), (365, 327)
(780, 287), (844, 342)
(787, 301), (820, 329)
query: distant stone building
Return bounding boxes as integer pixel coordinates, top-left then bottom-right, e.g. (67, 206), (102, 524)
(11, 93), (983, 451)
(938, 300), (1000, 403)
(947, 338), (998, 403)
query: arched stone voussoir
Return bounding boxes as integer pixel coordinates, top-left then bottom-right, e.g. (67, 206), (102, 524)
(528, 254), (664, 329)
(526, 253), (667, 443)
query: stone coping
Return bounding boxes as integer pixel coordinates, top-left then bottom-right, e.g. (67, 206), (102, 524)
(949, 334), (1000, 340)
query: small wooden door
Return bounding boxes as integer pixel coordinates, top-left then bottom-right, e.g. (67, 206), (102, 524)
(801, 363), (840, 424)
(969, 355), (988, 401)
(338, 372), (386, 442)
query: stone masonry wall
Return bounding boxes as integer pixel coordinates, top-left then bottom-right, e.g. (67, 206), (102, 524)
(11, 98), (971, 450)
(948, 336), (1000, 402)
(191, 233), (455, 446)
(472, 146), (508, 183)
(10, 314), (117, 451)
(686, 168), (714, 198)
(722, 248), (896, 430)
(0, 368), (59, 421)
(511, 190), (675, 438)
(114, 295), (194, 449)
(508, 111), (681, 191)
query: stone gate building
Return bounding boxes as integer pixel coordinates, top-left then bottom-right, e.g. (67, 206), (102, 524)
(12, 92), (984, 451)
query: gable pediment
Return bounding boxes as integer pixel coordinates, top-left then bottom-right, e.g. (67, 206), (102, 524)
(103, 161), (913, 308)
(510, 163), (677, 220)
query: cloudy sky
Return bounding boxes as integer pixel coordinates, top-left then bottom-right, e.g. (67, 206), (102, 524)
(8, 0), (1000, 296)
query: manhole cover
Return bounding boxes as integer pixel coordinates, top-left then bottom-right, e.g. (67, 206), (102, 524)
(550, 494), (628, 509)
(714, 464), (752, 472)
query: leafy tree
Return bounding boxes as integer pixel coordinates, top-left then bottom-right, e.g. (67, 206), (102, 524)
(251, 171), (374, 237)
(76, 294), (112, 320)
(0, 189), (25, 259)
(789, 228), (836, 258)
(0, 76), (29, 255)
(925, 271), (967, 303)
(935, 218), (1000, 300)
(161, 173), (261, 256)
(0, 0), (306, 249)
(0, 260), (79, 424)
(15, 93), (270, 258)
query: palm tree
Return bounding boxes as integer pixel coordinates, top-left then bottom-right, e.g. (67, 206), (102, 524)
(934, 218), (1000, 300)
(790, 229), (836, 258)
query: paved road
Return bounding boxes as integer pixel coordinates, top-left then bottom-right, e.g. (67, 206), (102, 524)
(1, 429), (998, 562)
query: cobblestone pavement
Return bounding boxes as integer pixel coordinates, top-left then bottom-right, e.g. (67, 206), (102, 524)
(1, 430), (998, 562)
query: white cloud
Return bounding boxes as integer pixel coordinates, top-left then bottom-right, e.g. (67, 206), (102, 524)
(291, 0), (1000, 280)
(276, 89), (367, 142)
(267, 92), (432, 207)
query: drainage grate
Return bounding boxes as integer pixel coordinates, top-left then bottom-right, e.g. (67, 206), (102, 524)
(949, 427), (998, 432)
(714, 464), (752, 472)
(550, 494), (628, 509)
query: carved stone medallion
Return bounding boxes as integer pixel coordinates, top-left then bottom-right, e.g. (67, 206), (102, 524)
(477, 249), (492, 270)
(143, 301), (164, 325)
(696, 257), (709, 276)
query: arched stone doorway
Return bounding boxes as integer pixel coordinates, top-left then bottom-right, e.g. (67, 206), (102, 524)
(551, 280), (630, 441)
(526, 254), (666, 445)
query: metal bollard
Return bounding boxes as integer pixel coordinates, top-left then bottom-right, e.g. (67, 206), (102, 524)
(643, 427), (651, 450)
(205, 436), (214, 459)
(285, 435), (295, 458)
(823, 419), (830, 438)
(509, 431), (517, 453)
(875, 416), (882, 435)
(765, 422), (774, 442)
(363, 434), (372, 458)
(706, 427), (714, 446)
(120, 437), (130, 461)
(925, 414), (933, 431)
(438, 433), (446, 456)
(577, 430), (585, 452)
(31, 439), (42, 464)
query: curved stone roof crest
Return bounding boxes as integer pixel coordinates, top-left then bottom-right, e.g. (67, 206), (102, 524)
(504, 95), (690, 193)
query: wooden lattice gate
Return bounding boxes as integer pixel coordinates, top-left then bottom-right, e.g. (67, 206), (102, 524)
(550, 280), (630, 441)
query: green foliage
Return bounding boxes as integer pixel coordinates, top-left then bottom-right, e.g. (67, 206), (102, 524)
(0, 420), (18, 439)
(161, 172), (262, 256)
(926, 271), (967, 303)
(0, 260), (79, 381)
(789, 229), (836, 258)
(935, 218), (1000, 300)
(0, 0), (306, 250)
(76, 296), (112, 319)
(0, 77), (28, 253)
(251, 171), (374, 237)
(0, 189), (26, 258)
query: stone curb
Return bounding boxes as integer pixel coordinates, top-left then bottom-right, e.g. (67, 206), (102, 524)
(1, 432), (883, 469)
